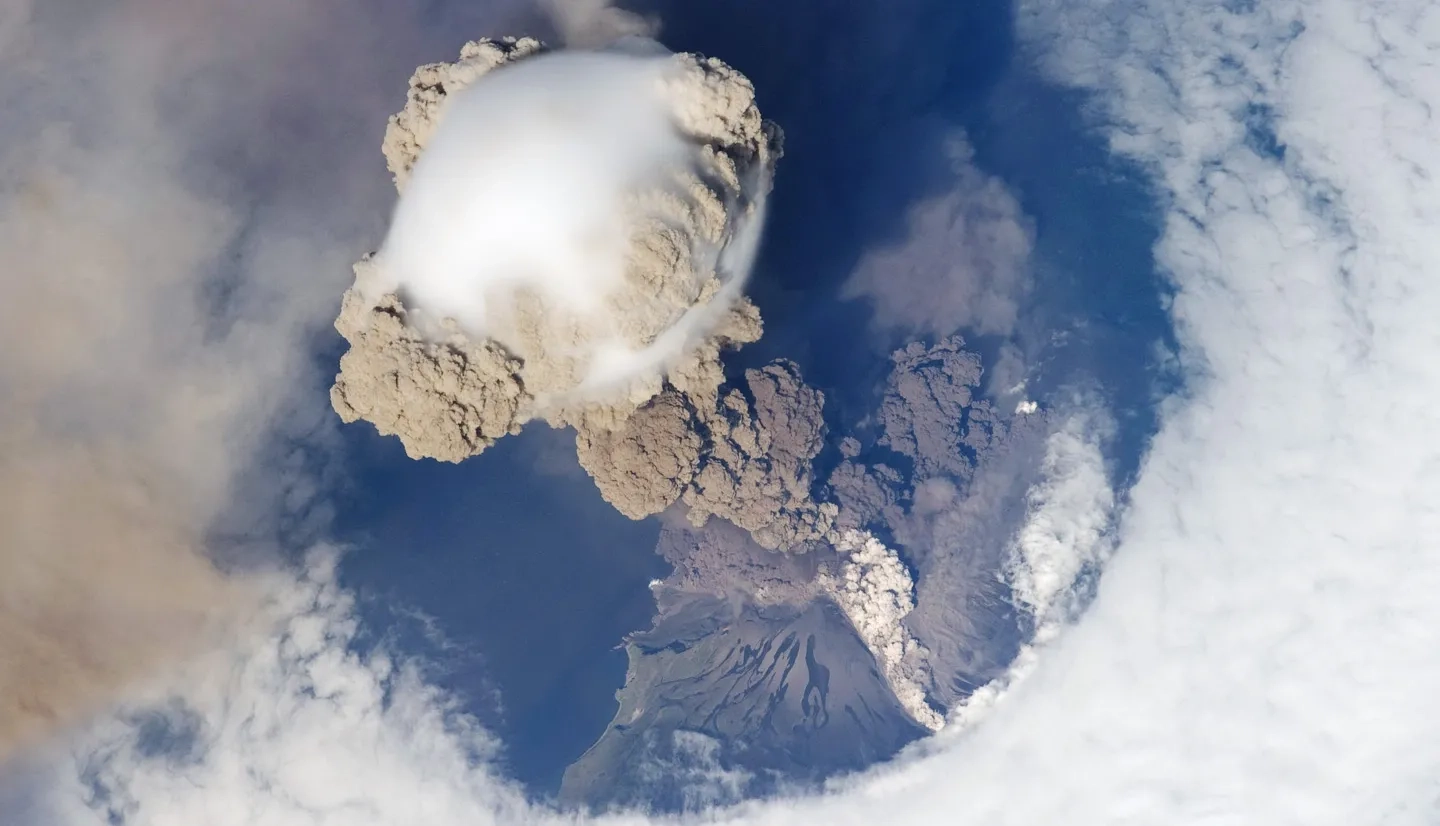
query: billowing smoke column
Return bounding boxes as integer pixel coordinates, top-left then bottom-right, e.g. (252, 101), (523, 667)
(331, 37), (780, 463)
(329, 37), (950, 733)
(580, 361), (838, 550)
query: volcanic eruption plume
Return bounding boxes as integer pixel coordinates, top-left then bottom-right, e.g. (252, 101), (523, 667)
(330, 37), (781, 465)
(328, 37), (955, 731)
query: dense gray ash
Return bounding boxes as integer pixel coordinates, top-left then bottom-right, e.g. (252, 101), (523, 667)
(575, 392), (703, 520)
(655, 516), (828, 605)
(331, 291), (526, 462)
(580, 360), (835, 550)
(826, 457), (908, 532)
(679, 360), (835, 550)
(879, 337), (1000, 481)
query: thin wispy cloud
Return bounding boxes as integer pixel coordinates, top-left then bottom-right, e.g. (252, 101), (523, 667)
(843, 135), (1035, 339)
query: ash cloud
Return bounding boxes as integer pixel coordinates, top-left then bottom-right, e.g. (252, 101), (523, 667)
(818, 337), (1052, 710)
(0, 424), (244, 764)
(330, 36), (860, 555)
(321, 35), (968, 745)
(576, 392), (704, 519)
(571, 335), (1060, 790)
(677, 360), (835, 550)
(541, 0), (659, 49)
(879, 337), (1002, 481)
(0, 61), (263, 766)
(844, 135), (1035, 339)
(331, 37), (780, 470)
(8, 0), (1111, 818)
(322, 29), (1066, 783)
(585, 333), (1057, 740)
(826, 336), (1008, 539)
(654, 516), (826, 606)
(822, 531), (945, 731)
(582, 360), (836, 550)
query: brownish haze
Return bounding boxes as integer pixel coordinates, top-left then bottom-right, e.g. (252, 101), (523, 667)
(0, 0), (526, 762)
(0, 138), (255, 764)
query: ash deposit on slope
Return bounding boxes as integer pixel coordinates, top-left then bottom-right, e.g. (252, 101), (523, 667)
(560, 519), (929, 811)
(331, 37), (779, 464)
(575, 354), (944, 728)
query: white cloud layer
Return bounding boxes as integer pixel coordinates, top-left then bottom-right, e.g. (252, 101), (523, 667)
(21, 0), (1440, 821)
(1003, 410), (1115, 637)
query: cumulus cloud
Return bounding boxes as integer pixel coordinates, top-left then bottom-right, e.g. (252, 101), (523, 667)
(630, 731), (756, 811)
(844, 136), (1034, 339)
(44, 554), (530, 826)
(44, 548), (937, 823)
(924, 406), (1115, 731)
(326, 36), (984, 795)
(890, 435), (1046, 711)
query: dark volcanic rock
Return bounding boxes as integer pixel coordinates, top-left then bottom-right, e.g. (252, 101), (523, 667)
(559, 589), (926, 812)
